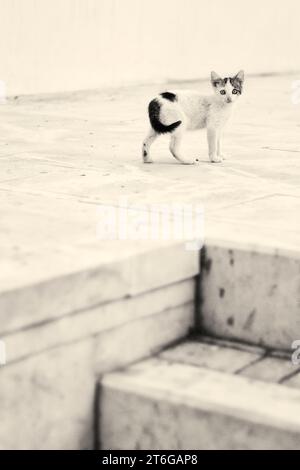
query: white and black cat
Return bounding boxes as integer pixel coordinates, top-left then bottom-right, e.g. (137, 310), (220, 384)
(142, 70), (244, 164)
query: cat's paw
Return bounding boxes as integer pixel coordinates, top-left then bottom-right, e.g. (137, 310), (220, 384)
(219, 154), (227, 160)
(210, 155), (223, 163)
(179, 159), (195, 165)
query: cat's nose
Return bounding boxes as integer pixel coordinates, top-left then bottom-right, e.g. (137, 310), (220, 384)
(226, 97), (232, 103)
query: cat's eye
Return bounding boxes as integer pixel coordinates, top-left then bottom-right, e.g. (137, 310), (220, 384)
(232, 89), (239, 94)
(220, 90), (226, 95)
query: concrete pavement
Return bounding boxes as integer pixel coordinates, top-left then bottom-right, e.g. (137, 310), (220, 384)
(0, 73), (300, 299)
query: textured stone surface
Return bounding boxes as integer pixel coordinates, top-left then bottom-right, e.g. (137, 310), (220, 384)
(0, 241), (199, 334)
(195, 335), (266, 355)
(0, 296), (194, 449)
(240, 356), (297, 382)
(0, 339), (95, 450)
(4, 278), (194, 363)
(93, 302), (194, 374)
(1, 75), (300, 450)
(1, 75), (300, 332)
(160, 341), (261, 373)
(198, 243), (300, 350)
(283, 372), (300, 389)
(100, 358), (300, 450)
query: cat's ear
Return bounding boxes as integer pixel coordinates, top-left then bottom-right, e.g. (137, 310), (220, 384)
(211, 71), (222, 87)
(235, 70), (244, 83)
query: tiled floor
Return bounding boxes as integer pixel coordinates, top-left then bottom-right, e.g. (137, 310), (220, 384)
(1, 74), (300, 297)
(159, 337), (300, 387)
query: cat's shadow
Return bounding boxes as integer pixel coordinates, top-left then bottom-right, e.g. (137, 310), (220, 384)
(141, 158), (211, 166)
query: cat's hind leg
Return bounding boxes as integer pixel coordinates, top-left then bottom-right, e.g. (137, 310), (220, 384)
(142, 128), (158, 163)
(169, 128), (194, 165)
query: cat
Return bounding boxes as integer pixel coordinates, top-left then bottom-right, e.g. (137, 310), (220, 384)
(142, 70), (244, 164)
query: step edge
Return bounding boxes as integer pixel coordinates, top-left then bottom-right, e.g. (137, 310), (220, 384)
(101, 360), (300, 434)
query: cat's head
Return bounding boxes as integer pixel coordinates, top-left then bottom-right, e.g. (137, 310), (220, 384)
(211, 70), (244, 104)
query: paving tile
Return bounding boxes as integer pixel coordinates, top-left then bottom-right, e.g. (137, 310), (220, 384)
(240, 356), (297, 383)
(160, 341), (261, 374)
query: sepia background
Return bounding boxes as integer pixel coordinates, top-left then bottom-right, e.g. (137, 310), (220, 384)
(0, 0), (300, 451)
(1, 0), (300, 95)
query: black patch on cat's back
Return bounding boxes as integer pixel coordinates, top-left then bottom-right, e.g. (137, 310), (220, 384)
(148, 98), (181, 134)
(160, 91), (177, 102)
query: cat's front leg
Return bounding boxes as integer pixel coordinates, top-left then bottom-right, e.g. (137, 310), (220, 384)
(217, 133), (227, 160)
(207, 127), (222, 163)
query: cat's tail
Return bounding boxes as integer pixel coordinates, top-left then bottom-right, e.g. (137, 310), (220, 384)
(148, 99), (181, 134)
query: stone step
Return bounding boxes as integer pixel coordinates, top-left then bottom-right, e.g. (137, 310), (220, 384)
(197, 241), (300, 350)
(0, 240), (199, 334)
(0, 240), (199, 450)
(99, 339), (300, 450)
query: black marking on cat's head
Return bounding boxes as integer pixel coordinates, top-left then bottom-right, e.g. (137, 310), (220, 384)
(211, 70), (244, 93)
(229, 70), (244, 94)
(143, 150), (147, 157)
(160, 91), (177, 102)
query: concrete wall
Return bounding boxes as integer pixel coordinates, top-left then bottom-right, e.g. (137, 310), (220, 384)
(0, 0), (299, 95)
